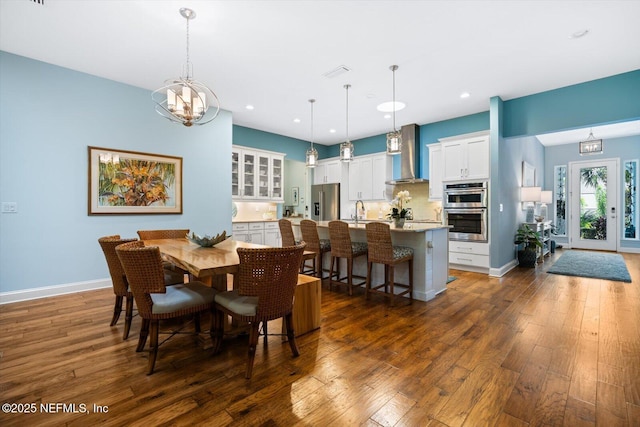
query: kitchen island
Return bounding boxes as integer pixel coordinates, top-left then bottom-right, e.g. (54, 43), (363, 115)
(301, 221), (450, 302)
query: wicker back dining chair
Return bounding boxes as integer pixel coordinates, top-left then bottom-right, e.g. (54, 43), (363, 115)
(98, 235), (138, 340)
(212, 243), (306, 379)
(137, 229), (190, 279)
(116, 241), (217, 375)
(98, 236), (186, 340)
(300, 219), (331, 278)
(327, 220), (368, 296)
(365, 222), (413, 306)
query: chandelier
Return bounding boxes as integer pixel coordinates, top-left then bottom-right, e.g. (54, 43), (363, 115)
(340, 84), (354, 162)
(152, 8), (219, 127)
(305, 99), (318, 168)
(579, 129), (603, 155)
(386, 65), (402, 155)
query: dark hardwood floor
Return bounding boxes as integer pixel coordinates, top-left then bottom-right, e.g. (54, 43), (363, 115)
(1, 249), (639, 426)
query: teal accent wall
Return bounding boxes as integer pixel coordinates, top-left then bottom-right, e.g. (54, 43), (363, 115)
(233, 125), (329, 162)
(504, 70), (640, 138)
(0, 51), (233, 293)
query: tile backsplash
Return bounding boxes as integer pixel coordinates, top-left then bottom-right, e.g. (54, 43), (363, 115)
(364, 182), (442, 221)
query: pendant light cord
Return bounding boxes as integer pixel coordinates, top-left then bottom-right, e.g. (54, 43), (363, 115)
(345, 84), (350, 141)
(392, 65), (397, 132)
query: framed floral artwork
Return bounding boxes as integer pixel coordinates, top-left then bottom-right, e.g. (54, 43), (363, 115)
(88, 146), (182, 215)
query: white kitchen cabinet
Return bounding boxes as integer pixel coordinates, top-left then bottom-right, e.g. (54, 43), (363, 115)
(427, 143), (443, 200)
(232, 145), (285, 201)
(313, 159), (341, 184)
(232, 222), (264, 244)
(264, 222), (281, 247)
(441, 133), (489, 182)
(348, 153), (390, 201)
(448, 241), (490, 272)
(256, 153), (284, 201)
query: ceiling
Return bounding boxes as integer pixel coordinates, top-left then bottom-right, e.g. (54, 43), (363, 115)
(1, 1), (639, 146)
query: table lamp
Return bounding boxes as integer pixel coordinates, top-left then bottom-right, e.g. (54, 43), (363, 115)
(520, 186), (541, 223)
(539, 190), (553, 221)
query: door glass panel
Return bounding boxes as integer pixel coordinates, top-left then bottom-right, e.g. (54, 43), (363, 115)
(231, 151), (239, 197)
(579, 166), (607, 241)
(258, 155), (269, 198)
(243, 153), (255, 197)
(554, 165), (567, 236)
(625, 160), (638, 239)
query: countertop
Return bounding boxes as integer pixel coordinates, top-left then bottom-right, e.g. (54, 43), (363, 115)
(312, 220), (450, 232)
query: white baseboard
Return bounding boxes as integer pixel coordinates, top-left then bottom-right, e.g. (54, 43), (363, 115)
(0, 279), (111, 305)
(620, 247), (640, 254)
(490, 259), (518, 277)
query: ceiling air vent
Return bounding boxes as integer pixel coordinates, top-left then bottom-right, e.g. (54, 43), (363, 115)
(323, 65), (351, 79)
(30, 0), (45, 4)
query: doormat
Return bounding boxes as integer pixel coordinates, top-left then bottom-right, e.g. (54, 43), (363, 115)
(447, 276), (457, 284)
(548, 250), (631, 283)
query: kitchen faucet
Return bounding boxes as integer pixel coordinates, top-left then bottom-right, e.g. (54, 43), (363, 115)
(354, 200), (365, 225)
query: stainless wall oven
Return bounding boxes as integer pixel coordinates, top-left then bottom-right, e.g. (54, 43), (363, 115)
(444, 182), (488, 242)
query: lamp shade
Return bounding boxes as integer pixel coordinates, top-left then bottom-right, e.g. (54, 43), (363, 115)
(520, 187), (541, 202)
(540, 190), (553, 204)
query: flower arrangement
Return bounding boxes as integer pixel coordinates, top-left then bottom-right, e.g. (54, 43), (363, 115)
(388, 190), (412, 219)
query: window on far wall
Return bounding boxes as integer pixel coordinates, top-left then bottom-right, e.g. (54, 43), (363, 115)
(624, 159), (638, 240)
(554, 165), (567, 236)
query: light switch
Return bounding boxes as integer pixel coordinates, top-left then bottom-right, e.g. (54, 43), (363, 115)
(1, 202), (18, 213)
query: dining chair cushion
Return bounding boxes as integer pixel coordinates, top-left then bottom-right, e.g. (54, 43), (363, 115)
(319, 239), (331, 251)
(351, 241), (368, 256)
(214, 290), (259, 317)
(393, 246), (414, 260)
(150, 283), (217, 315)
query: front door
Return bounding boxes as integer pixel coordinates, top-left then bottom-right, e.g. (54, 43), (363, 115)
(569, 159), (618, 251)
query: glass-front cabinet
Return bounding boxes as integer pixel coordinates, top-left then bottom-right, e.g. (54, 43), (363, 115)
(232, 145), (284, 201)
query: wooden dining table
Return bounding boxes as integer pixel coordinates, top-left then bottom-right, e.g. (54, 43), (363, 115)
(142, 237), (267, 290)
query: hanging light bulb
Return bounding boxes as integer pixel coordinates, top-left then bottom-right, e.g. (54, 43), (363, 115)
(340, 84), (354, 162)
(306, 99), (318, 168)
(151, 8), (220, 127)
(386, 65), (402, 155)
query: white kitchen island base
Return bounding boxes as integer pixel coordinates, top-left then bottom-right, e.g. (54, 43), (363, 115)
(312, 222), (450, 302)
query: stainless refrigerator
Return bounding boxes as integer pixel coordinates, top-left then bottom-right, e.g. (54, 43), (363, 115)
(311, 183), (340, 221)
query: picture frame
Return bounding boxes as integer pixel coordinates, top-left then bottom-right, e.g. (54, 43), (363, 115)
(522, 161), (536, 187)
(291, 187), (299, 206)
(88, 146), (182, 215)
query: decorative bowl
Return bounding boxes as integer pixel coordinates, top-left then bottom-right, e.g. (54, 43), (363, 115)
(187, 231), (230, 247)
(534, 215), (545, 222)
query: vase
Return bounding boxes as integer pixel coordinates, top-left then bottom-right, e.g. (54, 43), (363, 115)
(394, 218), (405, 228)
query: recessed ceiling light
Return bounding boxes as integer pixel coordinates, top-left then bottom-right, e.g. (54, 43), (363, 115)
(329, 129), (336, 133)
(245, 104), (254, 110)
(383, 114), (391, 119)
(460, 92), (470, 99)
(293, 118), (301, 123)
(376, 101), (406, 113)
(569, 29), (589, 39)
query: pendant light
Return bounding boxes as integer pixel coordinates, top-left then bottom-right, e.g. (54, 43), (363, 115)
(340, 84), (354, 162)
(151, 8), (220, 127)
(579, 128), (603, 155)
(305, 99), (318, 168)
(386, 65), (402, 155)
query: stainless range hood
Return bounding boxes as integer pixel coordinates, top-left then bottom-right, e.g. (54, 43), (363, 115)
(385, 123), (428, 184)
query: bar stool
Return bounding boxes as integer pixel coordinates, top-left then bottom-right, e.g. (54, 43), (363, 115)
(365, 222), (413, 306)
(300, 219), (331, 278)
(279, 219), (315, 273)
(328, 220), (368, 295)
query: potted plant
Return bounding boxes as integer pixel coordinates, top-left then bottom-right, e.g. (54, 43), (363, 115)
(514, 224), (542, 267)
(387, 190), (411, 228)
